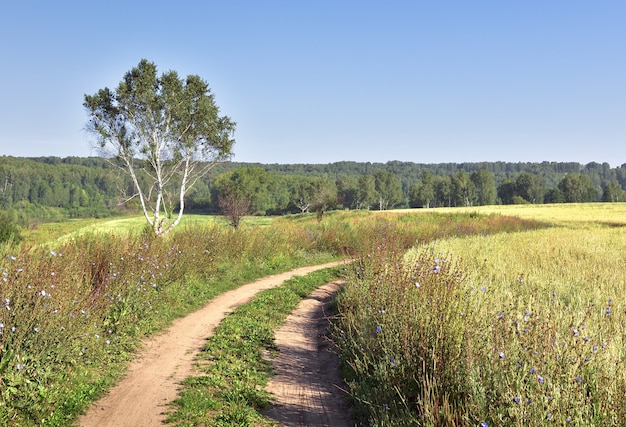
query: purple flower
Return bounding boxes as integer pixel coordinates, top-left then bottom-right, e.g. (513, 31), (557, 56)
(375, 325), (382, 334)
(537, 375), (545, 384)
(513, 396), (520, 404)
(499, 351), (505, 359)
(480, 422), (488, 427)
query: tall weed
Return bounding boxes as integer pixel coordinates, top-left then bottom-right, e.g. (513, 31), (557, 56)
(332, 219), (626, 426)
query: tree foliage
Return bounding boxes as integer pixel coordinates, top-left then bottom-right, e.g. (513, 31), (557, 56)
(374, 170), (403, 210)
(3, 157), (626, 224)
(84, 59), (235, 236)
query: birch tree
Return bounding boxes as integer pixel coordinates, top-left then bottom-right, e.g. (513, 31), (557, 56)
(84, 59), (235, 236)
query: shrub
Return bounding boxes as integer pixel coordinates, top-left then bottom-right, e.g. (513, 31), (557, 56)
(0, 211), (21, 244)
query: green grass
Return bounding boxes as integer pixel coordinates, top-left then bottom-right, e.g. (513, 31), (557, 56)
(332, 205), (626, 426)
(0, 207), (567, 425)
(165, 267), (346, 426)
(20, 214), (275, 247)
(0, 219), (339, 425)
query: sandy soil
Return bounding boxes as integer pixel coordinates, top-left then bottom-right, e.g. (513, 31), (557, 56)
(76, 261), (348, 427)
(263, 280), (354, 427)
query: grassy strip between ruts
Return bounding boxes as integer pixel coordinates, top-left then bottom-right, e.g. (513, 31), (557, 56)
(164, 266), (346, 426)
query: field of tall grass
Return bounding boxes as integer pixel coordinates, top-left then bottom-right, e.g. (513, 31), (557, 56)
(334, 203), (626, 426)
(0, 217), (342, 425)
(2, 203), (623, 426)
(0, 209), (540, 425)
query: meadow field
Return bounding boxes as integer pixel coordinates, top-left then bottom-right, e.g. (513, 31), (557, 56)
(335, 203), (626, 426)
(0, 203), (624, 425)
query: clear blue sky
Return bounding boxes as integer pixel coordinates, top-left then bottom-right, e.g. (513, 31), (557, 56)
(1, 1), (625, 166)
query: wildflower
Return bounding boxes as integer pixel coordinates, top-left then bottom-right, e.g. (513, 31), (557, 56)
(106, 339), (111, 345)
(34, 327), (39, 333)
(375, 325), (382, 334)
(40, 290), (47, 297)
(480, 422), (488, 427)
(16, 364), (23, 370)
(530, 368), (536, 374)
(546, 413), (552, 420)
(572, 327), (579, 336)
(566, 417), (572, 423)
(480, 286), (486, 292)
(606, 306), (611, 316)
(513, 396), (520, 404)
(499, 351), (505, 359)
(50, 250), (57, 256)
(537, 375), (545, 384)
(576, 377), (582, 384)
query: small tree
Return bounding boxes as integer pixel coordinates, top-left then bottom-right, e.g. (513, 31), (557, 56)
(309, 177), (337, 221)
(217, 185), (251, 229)
(84, 59), (235, 236)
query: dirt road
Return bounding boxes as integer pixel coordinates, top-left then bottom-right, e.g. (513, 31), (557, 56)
(76, 261), (349, 427)
(263, 280), (353, 427)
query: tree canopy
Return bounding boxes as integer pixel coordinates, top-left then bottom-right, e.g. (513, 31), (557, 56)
(83, 59), (235, 235)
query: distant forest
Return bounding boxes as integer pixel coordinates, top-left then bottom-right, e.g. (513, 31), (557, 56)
(1, 156), (625, 225)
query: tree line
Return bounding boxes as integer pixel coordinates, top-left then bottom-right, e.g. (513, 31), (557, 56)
(1, 156), (625, 226)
